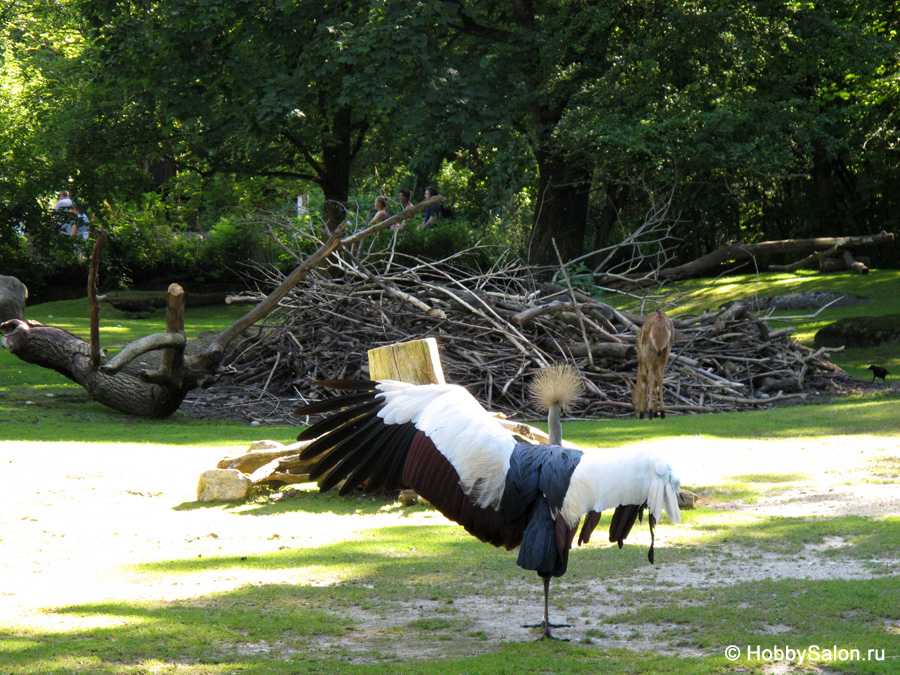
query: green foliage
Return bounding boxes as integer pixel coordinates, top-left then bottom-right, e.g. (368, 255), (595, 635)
(99, 206), (289, 289)
(392, 219), (475, 261)
(558, 262), (605, 300)
(2, 0), (899, 283)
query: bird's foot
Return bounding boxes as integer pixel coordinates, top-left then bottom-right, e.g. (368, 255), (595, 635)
(522, 620), (572, 641)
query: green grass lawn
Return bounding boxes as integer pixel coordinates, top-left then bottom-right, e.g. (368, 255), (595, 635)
(1, 273), (898, 674)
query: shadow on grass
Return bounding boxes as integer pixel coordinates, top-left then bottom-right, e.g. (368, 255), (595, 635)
(0, 572), (732, 675)
(173, 487), (425, 517)
(135, 523), (512, 579)
(4, 542), (898, 674)
(0, 583), (351, 674)
(606, 575), (900, 660)
(4, 510), (899, 674)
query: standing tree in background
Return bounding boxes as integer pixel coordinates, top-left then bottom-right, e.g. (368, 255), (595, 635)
(75, 0), (429, 231)
(419, 0), (900, 266)
(3, 0), (898, 274)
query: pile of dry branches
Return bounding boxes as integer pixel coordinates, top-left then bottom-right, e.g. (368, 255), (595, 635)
(181, 244), (864, 424)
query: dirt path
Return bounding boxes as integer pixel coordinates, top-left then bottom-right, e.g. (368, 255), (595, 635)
(1, 434), (897, 651)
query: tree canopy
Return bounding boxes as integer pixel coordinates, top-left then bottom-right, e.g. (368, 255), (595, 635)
(2, 0), (898, 280)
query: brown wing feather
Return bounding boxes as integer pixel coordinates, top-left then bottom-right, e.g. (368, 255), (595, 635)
(402, 431), (525, 550)
(577, 510), (603, 546)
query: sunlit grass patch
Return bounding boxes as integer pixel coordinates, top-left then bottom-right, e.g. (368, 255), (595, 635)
(867, 455), (900, 481)
(692, 482), (770, 504)
(685, 514), (900, 558)
(690, 473), (811, 506)
(731, 472), (812, 483)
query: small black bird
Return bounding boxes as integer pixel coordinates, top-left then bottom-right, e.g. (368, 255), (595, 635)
(868, 365), (889, 383)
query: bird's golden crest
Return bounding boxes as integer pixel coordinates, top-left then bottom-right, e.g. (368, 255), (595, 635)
(529, 363), (585, 414)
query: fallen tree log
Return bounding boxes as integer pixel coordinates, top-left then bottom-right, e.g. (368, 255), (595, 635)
(819, 252), (870, 274)
(600, 231), (894, 283)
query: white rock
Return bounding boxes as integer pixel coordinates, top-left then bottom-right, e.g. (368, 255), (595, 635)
(197, 469), (252, 502)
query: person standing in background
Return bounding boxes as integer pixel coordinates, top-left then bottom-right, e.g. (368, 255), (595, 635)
(421, 186), (441, 230)
(54, 191), (73, 210)
(368, 196), (389, 225)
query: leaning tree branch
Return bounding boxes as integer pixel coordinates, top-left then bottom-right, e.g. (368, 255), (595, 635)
(340, 195), (444, 244)
(100, 332), (188, 376)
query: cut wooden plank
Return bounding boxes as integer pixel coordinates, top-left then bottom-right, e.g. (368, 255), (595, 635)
(367, 338), (445, 385)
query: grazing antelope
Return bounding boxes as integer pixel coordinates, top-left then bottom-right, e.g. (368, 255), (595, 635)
(632, 310), (675, 419)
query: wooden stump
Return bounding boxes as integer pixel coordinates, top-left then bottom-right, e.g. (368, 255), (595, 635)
(368, 338), (445, 504)
(367, 338), (445, 385)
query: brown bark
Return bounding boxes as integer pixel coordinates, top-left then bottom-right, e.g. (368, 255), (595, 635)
(591, 183), (630, 265)
(89, 230), (108, 367)
(0, 319), (190, 417)
(819, 252), (871, 274)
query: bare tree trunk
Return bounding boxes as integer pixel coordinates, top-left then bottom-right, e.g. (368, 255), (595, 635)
(0, 318), (190, 417)
(590, 183), (630, 268)
(320, 104), (353, 232)
(528, 148), (591, 266)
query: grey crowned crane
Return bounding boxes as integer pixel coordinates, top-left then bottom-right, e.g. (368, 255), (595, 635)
(294, 377), (682, 640)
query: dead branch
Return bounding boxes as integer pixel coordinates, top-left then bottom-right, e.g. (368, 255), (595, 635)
(183, 246), (866, 424)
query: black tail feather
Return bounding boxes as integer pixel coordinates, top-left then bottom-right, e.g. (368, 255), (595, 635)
(294, 391), (379, 419)
(308, 414), (385, 485)
(297, 399), (383, 446)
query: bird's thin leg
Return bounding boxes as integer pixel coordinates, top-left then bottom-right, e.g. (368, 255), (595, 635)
(522, 576), (571, 641)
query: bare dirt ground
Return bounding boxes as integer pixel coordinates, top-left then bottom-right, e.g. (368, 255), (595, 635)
(1, 433), (898, 660)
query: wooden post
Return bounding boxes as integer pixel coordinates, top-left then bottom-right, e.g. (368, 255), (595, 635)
(88, 230), (108, 368)
(161, 283), (186, 387)
(368, 338), (444, 504)
(367, 337), (445, 385)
